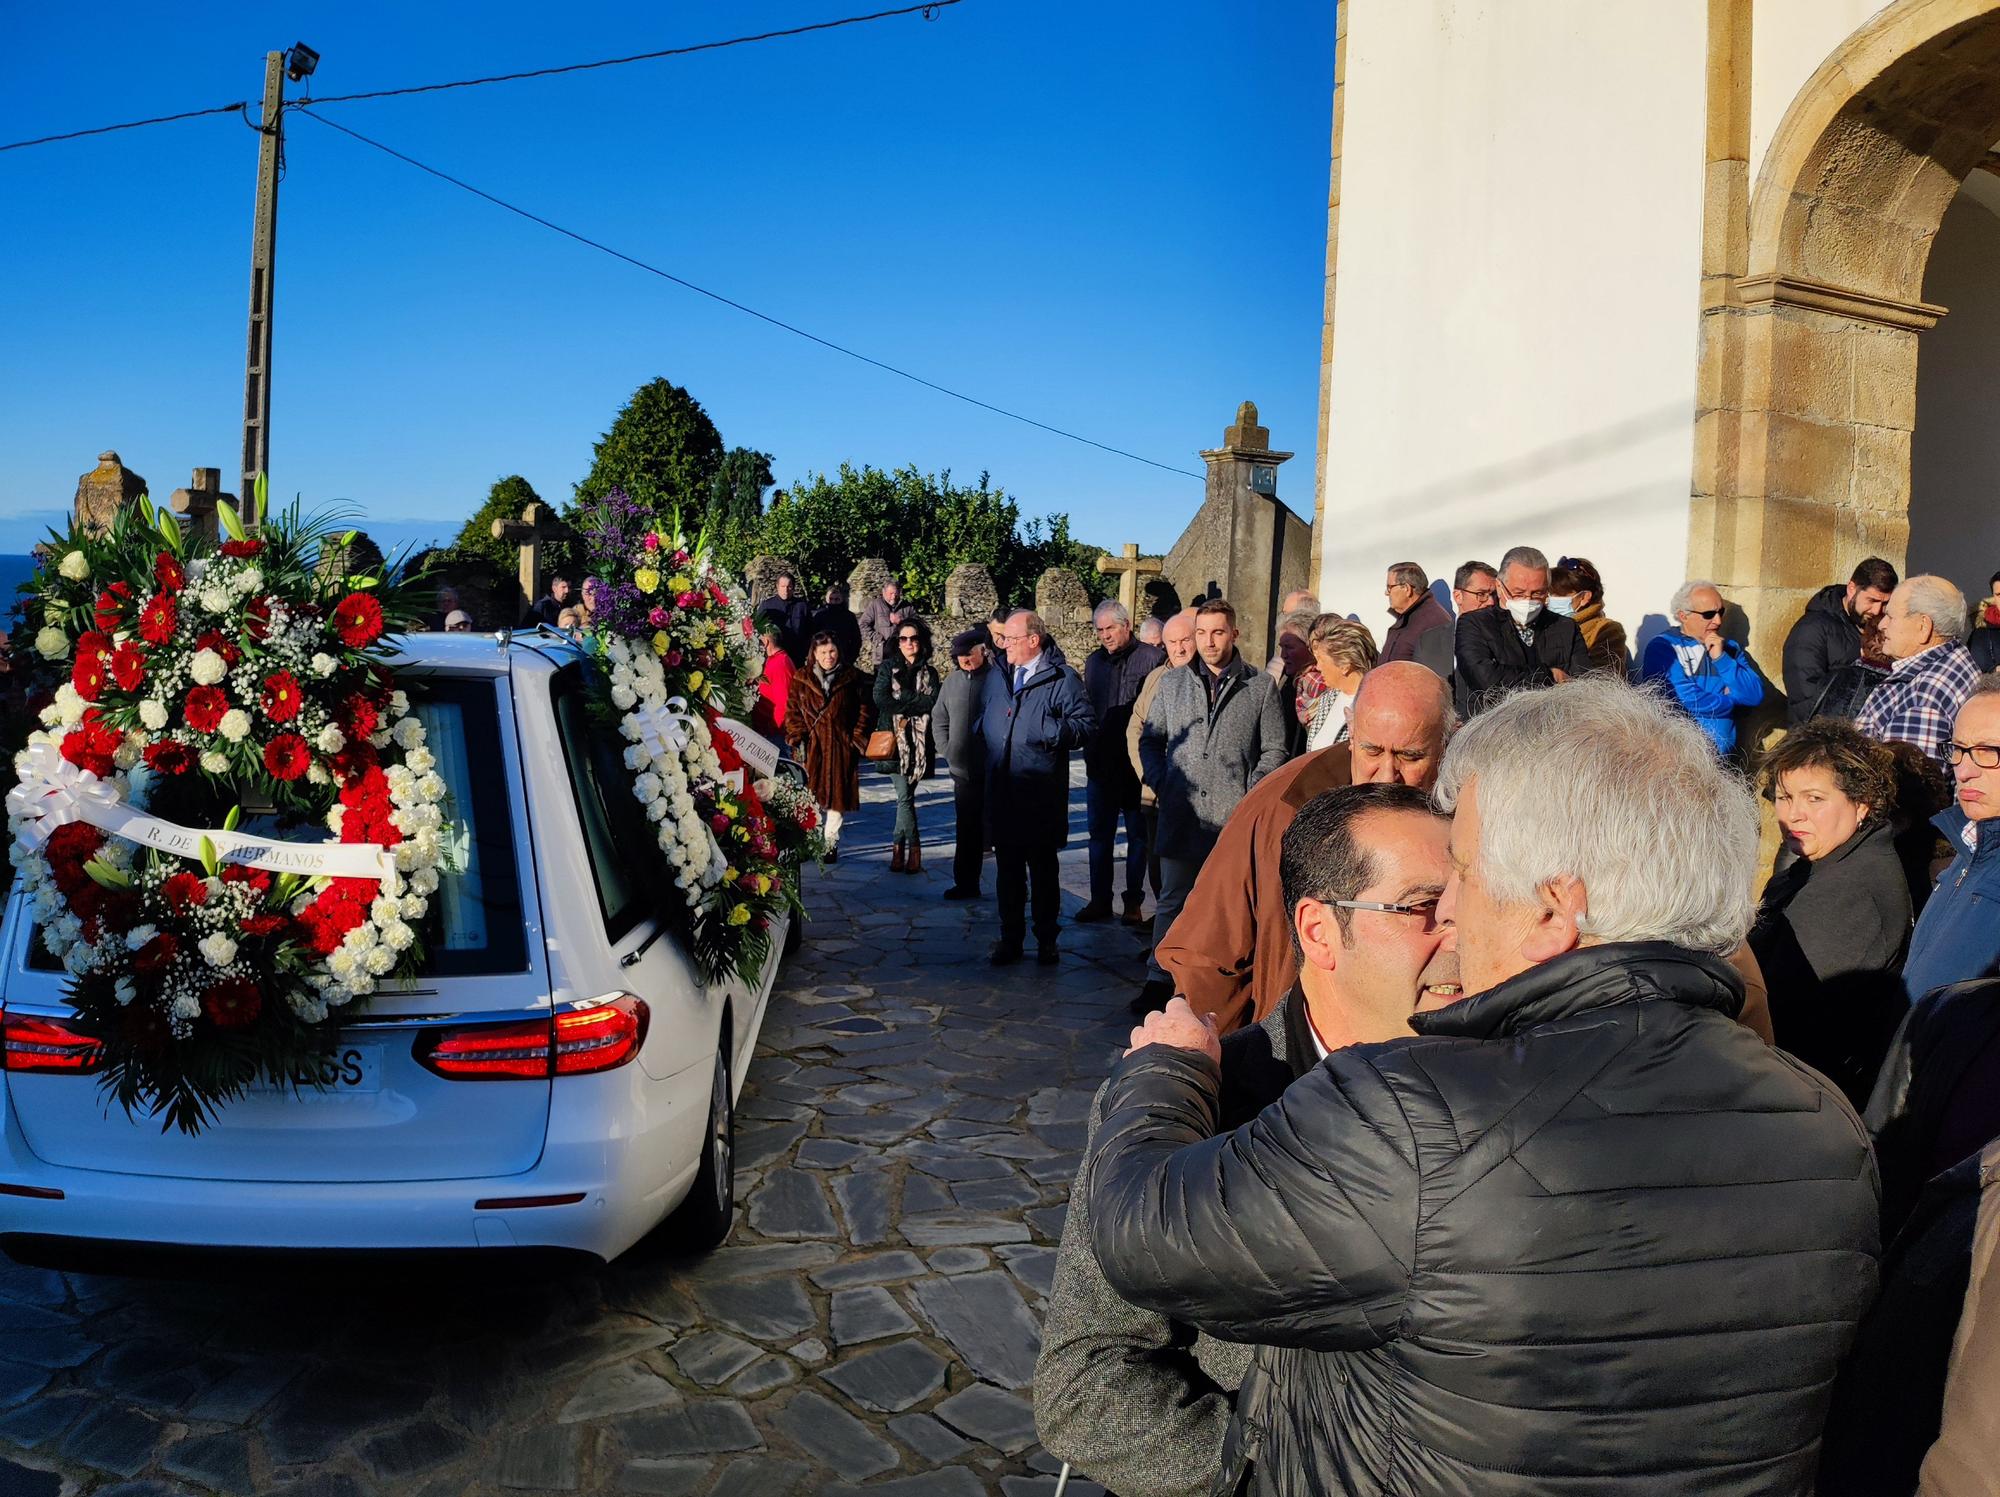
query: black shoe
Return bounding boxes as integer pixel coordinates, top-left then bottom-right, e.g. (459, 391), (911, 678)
(1037, 945), (1060, 967)
(824, 847), (840, 865)
(989, 942), (1024, 967)
(1128, 978), (1173, 1018)
(1121, 898), (1149, 927)
(942, 885), (979, 900)
(1073, 901), (1115, 924)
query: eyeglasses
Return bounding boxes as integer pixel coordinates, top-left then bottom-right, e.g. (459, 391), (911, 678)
(1458, 587), (1496, 603)
(1324, 897), (1441, 921)
(1948, 742), (2000, 768)
(1686, 607), (1724, 621)
(897, 634), (923, 644)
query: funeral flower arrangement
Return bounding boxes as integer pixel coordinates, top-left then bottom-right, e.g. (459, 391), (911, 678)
(7, 486), (444, 1132)
(570, 488), (822, 986)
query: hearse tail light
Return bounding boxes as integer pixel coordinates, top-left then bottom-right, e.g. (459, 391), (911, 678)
(1, 1013), (104, 1075)
(414, 995), (648, 1080)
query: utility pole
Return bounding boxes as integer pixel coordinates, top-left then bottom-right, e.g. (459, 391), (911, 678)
(239, 50), (286, 507)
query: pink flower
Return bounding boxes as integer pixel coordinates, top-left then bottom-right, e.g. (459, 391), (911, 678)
(677, 591), (697, 609)
(710, 813), (730, 833)
(649, 607), (670, 627)
(667, 650), (683, 667)
(741, 618), (753, 638)
(642, 533), (661, 552)
(673, 550), (689, 565)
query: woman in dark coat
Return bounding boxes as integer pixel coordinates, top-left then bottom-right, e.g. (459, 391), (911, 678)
(874, 618), (940, 874)
(784, 631), (875, 864)
(1750, 718), (1913, 1106)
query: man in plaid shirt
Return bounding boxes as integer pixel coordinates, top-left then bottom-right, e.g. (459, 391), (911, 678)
(1855, 574), (1981, 764)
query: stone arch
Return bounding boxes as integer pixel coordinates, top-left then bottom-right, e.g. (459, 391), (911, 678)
(1691, 0), (2000, 668)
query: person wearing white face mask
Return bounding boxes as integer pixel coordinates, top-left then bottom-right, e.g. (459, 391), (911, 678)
(1451, 544), (1591, 717)
(1548, 556), (1629, 677)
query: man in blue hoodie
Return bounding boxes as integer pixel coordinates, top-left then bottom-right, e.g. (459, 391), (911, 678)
(1641, 579), (1765, 757)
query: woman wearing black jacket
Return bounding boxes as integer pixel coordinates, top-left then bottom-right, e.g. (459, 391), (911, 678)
(875, 618), (940, 873)
(1751, 718), (1913, 1107)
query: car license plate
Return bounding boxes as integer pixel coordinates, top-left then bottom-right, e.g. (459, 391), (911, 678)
(250, 1045), (381, 1095)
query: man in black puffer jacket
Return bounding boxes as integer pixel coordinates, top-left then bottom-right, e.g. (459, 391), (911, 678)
(1781, 557), (1897, 723)
(1089, 677), (1882, 1496)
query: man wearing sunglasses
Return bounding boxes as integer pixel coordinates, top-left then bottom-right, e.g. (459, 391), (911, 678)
(1641, 578), (1765, 757)
(1036, 782), (1457, 1497)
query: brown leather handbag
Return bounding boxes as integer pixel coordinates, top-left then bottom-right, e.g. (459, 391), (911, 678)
(863, 728), (896, 761)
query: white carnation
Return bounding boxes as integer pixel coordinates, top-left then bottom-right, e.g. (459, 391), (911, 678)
(124, 924), (159, 951)
(200, 750), (229, 773)
(197, 585), (231, 614)
(389, 691), (409, 718)
(217, 709), (250, 742)
(610, 684), (637, 711)
(416, 772), (445, 801)
(400, 895), (427, 920)
(172, 994), (200, 1020)
(370, 896), (401, 924)
(198, 933), (237, 967)
(138, 699), (169, 730)
(404, 746), (435, 774)
(409, 867), (440, 896)
(380, 920), (414, 952)
(310, 653), (337, 677)
(363, 944), (397, 975)
(57, 550), (89, 581)
(113, 978), (136, 1006)
(307, 762), (330, 785)
(188, 649), (227, 685)
(34, 626), (69, 660)
(316, 724), (346, 754)
(54, 684), (86, 727)
(232, 566), (263, 594)
(392, 717), (423, 751)
(328, 948), (359, 979)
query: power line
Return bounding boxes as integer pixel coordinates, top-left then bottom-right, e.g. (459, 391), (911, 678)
(0, 2), (958, 156)
(0, 100), (246, 155)
(291, 109), (1205, 482)
(301, 1), (963, 107)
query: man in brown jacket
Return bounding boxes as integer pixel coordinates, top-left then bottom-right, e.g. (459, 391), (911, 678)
(1154, 663), (1453, 1033)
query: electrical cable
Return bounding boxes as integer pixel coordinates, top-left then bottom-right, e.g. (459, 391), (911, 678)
(0, 2), (956, 155)
(0, 101), (247, 154)
(292, 108), (1205, 482)
(299, 1), (962, 107)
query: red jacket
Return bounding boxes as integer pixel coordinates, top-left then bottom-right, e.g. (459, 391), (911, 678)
(752, 651), (795, 738)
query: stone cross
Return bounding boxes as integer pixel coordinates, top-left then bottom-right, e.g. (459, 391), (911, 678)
(491, 502), (572, 620)
(167, 468), (233, 545)
(1096, 543), (1164, 618)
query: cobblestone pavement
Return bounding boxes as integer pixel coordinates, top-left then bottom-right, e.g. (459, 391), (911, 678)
(1, 766), (1146, 1496)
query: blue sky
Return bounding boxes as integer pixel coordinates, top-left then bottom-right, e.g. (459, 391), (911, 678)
(0, 2), (1336, 560)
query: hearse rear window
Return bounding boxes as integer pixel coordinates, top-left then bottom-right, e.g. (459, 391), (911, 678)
(22, 674), (527, 979)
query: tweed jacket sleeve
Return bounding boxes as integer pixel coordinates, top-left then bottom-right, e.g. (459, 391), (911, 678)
(1087, 1042), (1419, 1350)
(1247, 675), (1290, 787)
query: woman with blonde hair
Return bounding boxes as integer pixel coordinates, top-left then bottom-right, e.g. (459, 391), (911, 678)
(1295, 615), (1379, 751)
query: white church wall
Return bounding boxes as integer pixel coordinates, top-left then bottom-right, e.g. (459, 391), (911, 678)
(1908, 176), (2000, 607)
(1748, 0), (1886, 185)
(1318, 0), (1707, 637)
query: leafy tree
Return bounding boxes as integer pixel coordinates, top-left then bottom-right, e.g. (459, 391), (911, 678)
(751, 464), (1111, 610)
(709, 446), (775, 571)
(453, 475), (544, 572)
(574, 378), (726, 531)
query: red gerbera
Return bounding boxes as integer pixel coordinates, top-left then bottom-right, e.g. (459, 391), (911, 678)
(195, 629), (242, 667)
(59, 712), (120, 778)
(93, 581), (133, 632)
(331, 592), (385, 649)
(183, 685), (228, 734)
(131, 931), (179, 976)
(239, 913), (289, 938)
(245, 595), (272, 642)
(220, 539), (264, 559)
(142, 740), (195, 776)
(201, 977), (262, 1028)
(137, 592), (178, 645)
(109, 641), (146, 693)
(259, 670), (302, 723)
(70, 650), (107, 703)
(263, 733), (311, 782)
(161, 871), (209, 911)
(154, 552), (184, 592)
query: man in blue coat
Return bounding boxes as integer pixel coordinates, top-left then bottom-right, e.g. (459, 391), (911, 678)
(981, 609), (1097, 966)
(1641, 578), (1765, 756)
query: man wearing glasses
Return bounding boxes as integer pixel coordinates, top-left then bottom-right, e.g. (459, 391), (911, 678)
(1855, 574), (1981, 767)
(1036, 782), (1458, 1497)
(1451, 560), (1499, 616)
(1893, 676), (2000, 1005)
(1641, 578), (1766, 757)
(1451, 545), (1590, 717)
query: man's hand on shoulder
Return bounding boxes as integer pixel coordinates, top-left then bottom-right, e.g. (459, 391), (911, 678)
(1125, 995), (1222, 1066)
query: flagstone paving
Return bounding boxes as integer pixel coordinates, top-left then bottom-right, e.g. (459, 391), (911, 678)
(0, 768), (1141, 1495)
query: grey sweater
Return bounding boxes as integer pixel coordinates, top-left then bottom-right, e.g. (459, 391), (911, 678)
(1034, 997), (1309, 1497)
(933, 662), (989, 784)
(1138, 656), (1290, 860)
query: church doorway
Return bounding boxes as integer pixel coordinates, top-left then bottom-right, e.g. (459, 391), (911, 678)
(1690, 1), (2000, 676)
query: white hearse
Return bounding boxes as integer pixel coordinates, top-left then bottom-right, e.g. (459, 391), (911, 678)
(0, 632), (788, 1266)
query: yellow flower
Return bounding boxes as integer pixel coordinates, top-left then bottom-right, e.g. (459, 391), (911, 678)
(723, 867), (740, 883)
(690, 671), (705, 693)
(634, 567), (660, 594)
(752, 873), (772, 896)
(669, 575), (693, 595)
(726, 903), (751, 926)
(653, 631), (672, 657)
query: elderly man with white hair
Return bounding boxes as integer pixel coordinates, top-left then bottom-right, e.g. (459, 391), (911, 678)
(1080, 599), (1166, 925)
(1640, 578), (1765, 756)
(1087, 676), (1879, 1497)
(1855, 573), (1981, 765)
